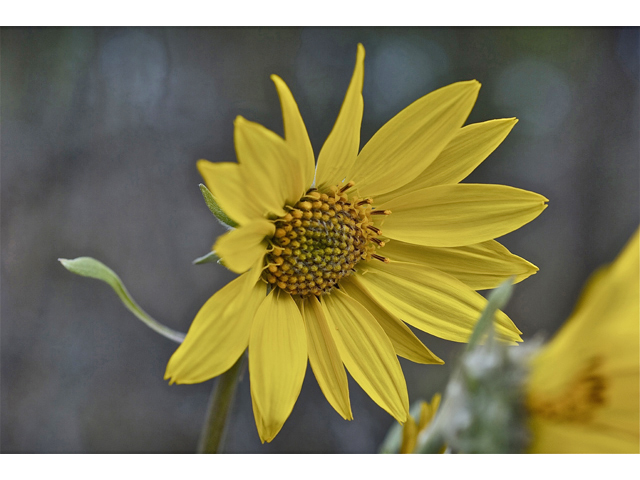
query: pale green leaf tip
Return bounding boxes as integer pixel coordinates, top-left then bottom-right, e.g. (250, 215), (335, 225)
(193, 250), (220, 265)
(198, 183), (238, 228)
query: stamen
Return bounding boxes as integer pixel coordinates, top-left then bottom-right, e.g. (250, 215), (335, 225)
(372, 254), (390, 263)
(371, 209), (392, 215)
(262, 182), (391, 297)
(339, 181), (355, 193)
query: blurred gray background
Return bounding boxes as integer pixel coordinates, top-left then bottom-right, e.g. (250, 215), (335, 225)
(1, 27), (638, 453)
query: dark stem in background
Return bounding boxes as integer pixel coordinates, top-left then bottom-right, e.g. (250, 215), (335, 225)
(197, 353), (246, 453)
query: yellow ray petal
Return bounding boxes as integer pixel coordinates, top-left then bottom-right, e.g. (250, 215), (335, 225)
(418, 393), (441, 432)
(315, 44), (365, 190)
(271, 74), (315, 190)
(250, 382), (270, 444)
(164, 276), (266, 384)
(300, 296), (352, 420)
(340, 276), (443, 365)
(527, 418), (640, 454)
(249, 289), (308, 443)
(321, 288), (409, 422)
(349, 81), (480, 198)
(527, 229), (639, 453)
(356, 260), (522, 343)
(245, 253), (267, 291)
(375, 118), (518, 204)
(379, 239), (538, 290)
(400, 415), (418, 454)
(379, 184), (548, 247)
(197, 160), (264, 226)
(234, 116), (304, 213)
(213, 219), (274, 274)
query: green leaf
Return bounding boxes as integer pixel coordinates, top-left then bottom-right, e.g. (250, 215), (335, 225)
(59, 257), (186, 344)
(199, 183), (238, 228)
(193, 250), (221, 265)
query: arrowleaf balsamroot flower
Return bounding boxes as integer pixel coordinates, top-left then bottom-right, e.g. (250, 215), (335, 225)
(526, 228), (639, 453)
(165, 44), (547, 443)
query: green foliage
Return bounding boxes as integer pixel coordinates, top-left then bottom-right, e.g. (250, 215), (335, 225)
(59, 257), (186, 344)
(199, 183), (238, 228)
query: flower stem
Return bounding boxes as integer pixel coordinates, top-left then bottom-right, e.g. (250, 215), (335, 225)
(197, 353), (246, 453)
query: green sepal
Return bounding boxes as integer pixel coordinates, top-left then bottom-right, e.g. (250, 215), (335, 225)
(199, 183), (238, 228)
(193, 250), (221, 265)
(59, 257), (186, 344)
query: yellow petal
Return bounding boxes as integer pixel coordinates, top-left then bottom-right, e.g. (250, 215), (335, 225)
(300, 296), (352, 420)
(375, 118), (518, 204)
(379, 184), (548, 247)
(379, 239), (538, 290)
(234, 116), (303, 214)
(356, 260), (522, 343)
(271, 74), (315, 190)
(250, 382), (270, 444)
(197, 160), (263, 225)
(249, 289), (307, 443)
(245, 253), (267, 291)
(418, 393), (442, 432)
(321, 288), (409, 422)
(527, 229), (639, 453)
(315, 44), (365, 190)
(340, 276), (443, 365)
(164, 276), (266, 384)
(349, 81), (480, 198)
(213, 219), (274, 274)
(527, 418), (640, 454)
(400, 414), (418, 454)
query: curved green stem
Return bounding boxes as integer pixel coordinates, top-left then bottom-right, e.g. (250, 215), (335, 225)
(197, 353), (246, 453)
(59, 257), (186, 343)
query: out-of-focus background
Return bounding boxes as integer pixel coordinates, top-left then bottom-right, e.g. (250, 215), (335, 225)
(1, 27), (638, 453)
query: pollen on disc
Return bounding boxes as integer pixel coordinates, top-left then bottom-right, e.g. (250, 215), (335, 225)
(262, 187), (383, 297)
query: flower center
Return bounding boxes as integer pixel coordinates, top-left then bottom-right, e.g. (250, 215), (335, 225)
(262, 182), (390, 297)
(528, 356), (607, 423)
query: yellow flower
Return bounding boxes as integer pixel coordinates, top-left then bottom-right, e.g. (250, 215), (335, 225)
(165, 44), (547, 443)
(400, 394), (442, 454)
(526, 228), (639, 453)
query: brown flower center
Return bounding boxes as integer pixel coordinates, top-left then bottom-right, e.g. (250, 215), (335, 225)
(262, 182), (390, 297)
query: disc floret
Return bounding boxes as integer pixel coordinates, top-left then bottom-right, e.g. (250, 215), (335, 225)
(262, 183), (389, 297)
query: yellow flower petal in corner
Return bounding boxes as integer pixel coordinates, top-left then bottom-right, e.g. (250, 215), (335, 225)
(380, 239), (538, 291)
(357, 260), (521, 344)
(340, 276), (443, 365)
(526, 229), (639, 453)
(375, 118), (518, 204)
(249, 289), (308, 443)
(234, 116), (304, 213)
(380, 184), (548, 247)
(349, 81), (480, 198)
(300, 296), (352, 420)
(321, 288), (409, 422)
(164, 276), (266, 385)
(213, 219), (274, 274)
(315, 44), (365, 190)
(270, 74), (315, 190)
